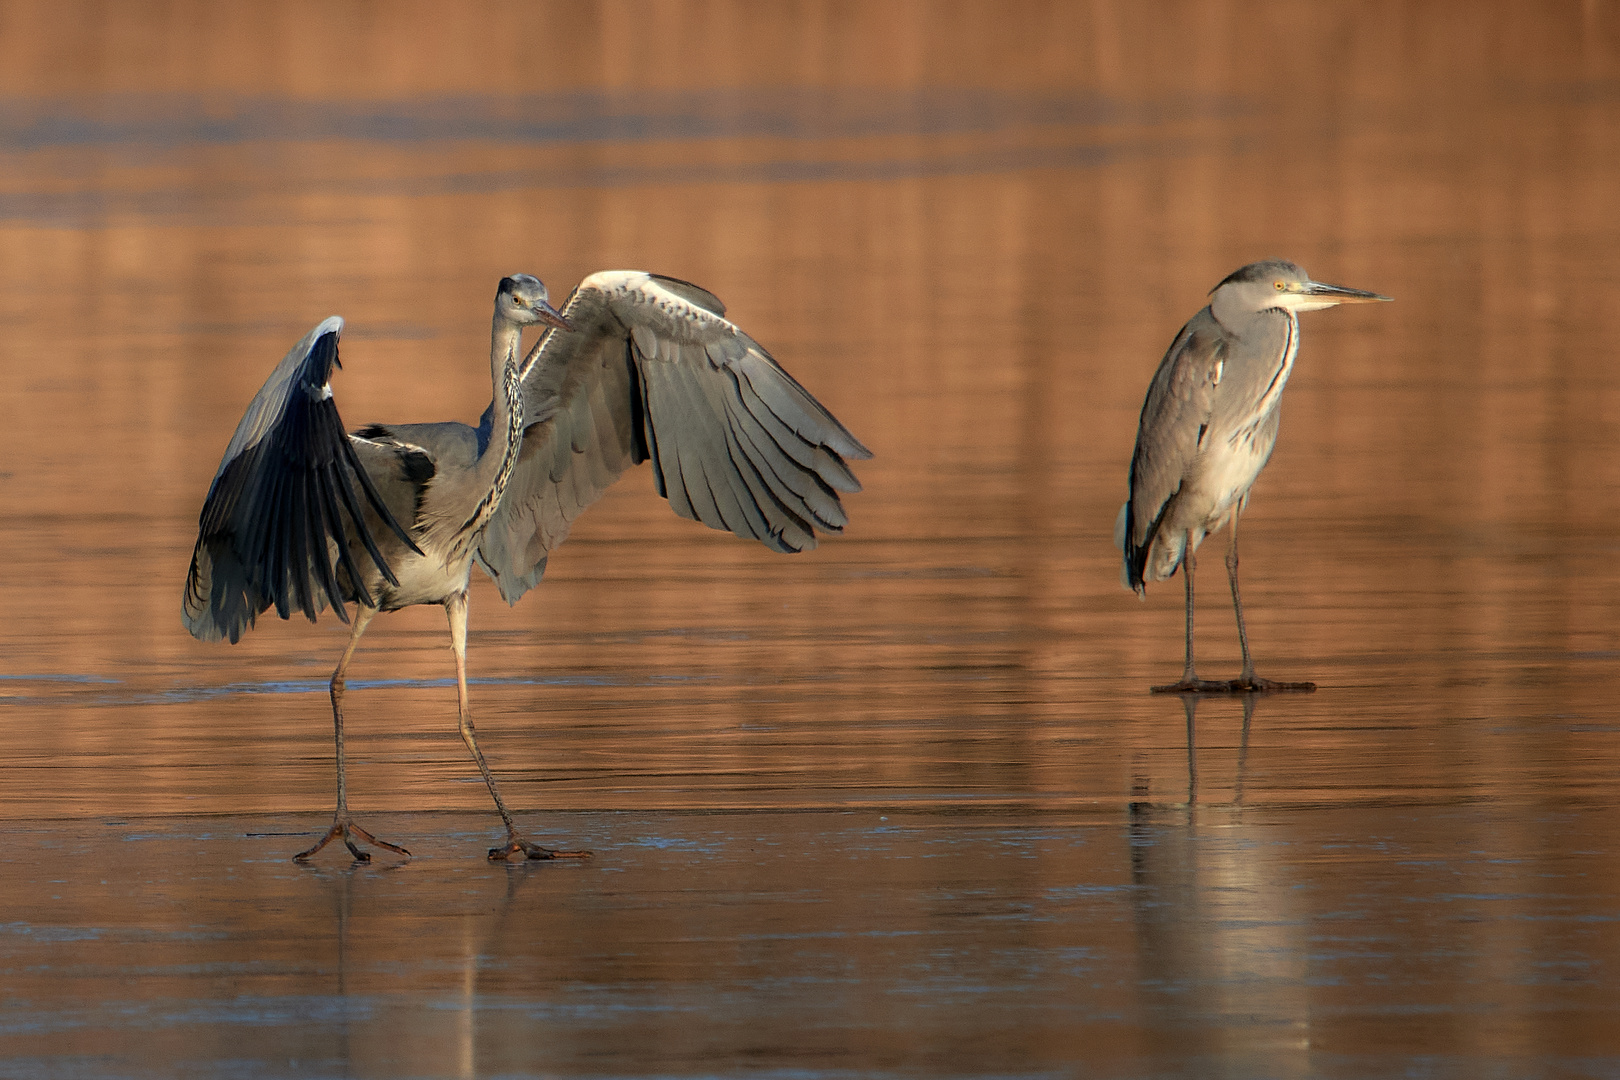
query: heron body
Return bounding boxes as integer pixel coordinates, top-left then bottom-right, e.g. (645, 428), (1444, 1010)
(1116, 260), (1389, 693)
(184, 272), (870, 861)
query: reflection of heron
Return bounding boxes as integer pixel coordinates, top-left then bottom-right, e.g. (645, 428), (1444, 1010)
(184, 273), (870, 862)
(1173, 692), (1257, 808)
(1127, 717), (1310, 1077)
(1116, 260), (1389, 693)
(1129, 694), (1256, 815)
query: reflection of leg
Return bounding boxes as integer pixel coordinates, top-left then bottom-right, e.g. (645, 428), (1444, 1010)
(446, 592), (592, 863)
(296, 605), (411, 862)
(1152, 536), (1231, 693)
(1181, 693), (1198, 807)
(1224, 521), (1315, 693)
(1234, 693), (1254, 805)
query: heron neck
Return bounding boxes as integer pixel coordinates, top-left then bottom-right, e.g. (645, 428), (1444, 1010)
(459, 316), (527, 543)
(1210, 292), (1293, 336)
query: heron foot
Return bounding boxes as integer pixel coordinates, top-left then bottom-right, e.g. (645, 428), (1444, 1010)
(294, 816), (412, 863)
(1152, 677), (1240, 694)
(1229, 675), (1316, 693)
(1153, 680), (1315, 696)
(488, 835), (594, 862)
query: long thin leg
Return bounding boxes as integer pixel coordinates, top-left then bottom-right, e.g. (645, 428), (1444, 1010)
(446, 591), (591, 862)
(1225, 521), (1315, 693)
(1152, 534), (1230, 693)
(296, 604), (412, 862)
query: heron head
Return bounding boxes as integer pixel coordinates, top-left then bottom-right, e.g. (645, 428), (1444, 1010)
(496, 274), (574, 331)
(1212, 260), (1391, 316)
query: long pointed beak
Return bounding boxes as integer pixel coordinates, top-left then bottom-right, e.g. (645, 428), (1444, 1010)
(537, 302), (574, 331)
(1302, 280), (1392, 304)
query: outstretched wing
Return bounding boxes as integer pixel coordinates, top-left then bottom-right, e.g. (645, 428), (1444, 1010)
(477, 270), (872, 605)
(1121, 309), (1226, 591)
(182, 318), (421, 643)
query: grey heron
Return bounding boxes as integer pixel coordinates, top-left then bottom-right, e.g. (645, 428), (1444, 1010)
(1116, 260), (1389, 693)
(183, 272), (870, 861)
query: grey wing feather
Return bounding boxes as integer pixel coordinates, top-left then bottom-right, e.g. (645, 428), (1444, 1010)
(477, 270), (871, 605)
(1122, 309), (1226, 590)
(182, 318), (420, 643)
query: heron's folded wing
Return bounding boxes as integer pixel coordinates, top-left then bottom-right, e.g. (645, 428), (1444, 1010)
(1122, 312), (1225, 586)
(477, 270), (871, 605)
(182, 318), (419, 643)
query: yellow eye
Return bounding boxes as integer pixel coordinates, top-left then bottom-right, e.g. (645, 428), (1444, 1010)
(1274, 281), (1286, 290)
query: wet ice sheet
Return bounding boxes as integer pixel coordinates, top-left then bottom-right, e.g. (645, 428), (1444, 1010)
(1, 806), (1616, 1080)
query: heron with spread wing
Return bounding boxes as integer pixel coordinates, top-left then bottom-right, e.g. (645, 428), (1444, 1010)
(184, 272), (870, 861)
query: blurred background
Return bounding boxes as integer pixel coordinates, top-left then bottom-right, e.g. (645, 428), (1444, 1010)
(1, 2), (1618, 1075)
(2, 0), (1615, 817)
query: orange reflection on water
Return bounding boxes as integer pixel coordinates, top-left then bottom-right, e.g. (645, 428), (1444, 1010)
(2, 1), (1619, 1076)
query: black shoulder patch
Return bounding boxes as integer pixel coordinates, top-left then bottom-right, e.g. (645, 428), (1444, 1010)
(399, 446), (435, 485)
(355, 423), (393, 440)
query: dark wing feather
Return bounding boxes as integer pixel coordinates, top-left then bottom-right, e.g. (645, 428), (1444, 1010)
(1122, 309), (1227, 591)
(476, 270), (871, 605)
(182, 318), (420, 643)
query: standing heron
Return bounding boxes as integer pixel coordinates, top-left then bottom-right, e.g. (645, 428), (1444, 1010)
(1116, 259), (1389, 693)
(184, 272), (870, 861)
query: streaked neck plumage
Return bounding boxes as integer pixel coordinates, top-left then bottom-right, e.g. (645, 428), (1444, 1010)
(447, 313), (527, 560)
